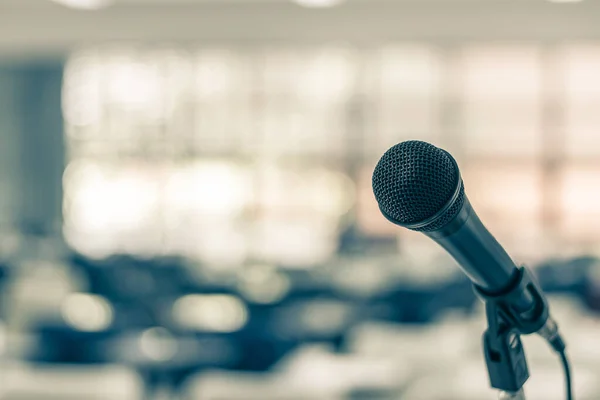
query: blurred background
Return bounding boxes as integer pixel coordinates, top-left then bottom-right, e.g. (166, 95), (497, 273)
(1, 0), (600, 399)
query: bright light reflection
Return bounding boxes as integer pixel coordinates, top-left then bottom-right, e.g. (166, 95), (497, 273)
(50, 0), (113, 10)
(172, 295), (248, 333)
(170, 223), (247, 267)
(61, 293), (113, 332)
(238, 265), (291, 304)
(195, 52), (241, 98)
(299, 300), (351, 335)
(165, 162), (251, 217)
(64, 162), (159, 233)
(259, 165), (354, 218)
(297, 51), (355, 102)
(140, 327), (178, 362)
(254, 217), (338, 267)
(293, 0), (346, 8)
(63, 54), (103, 128)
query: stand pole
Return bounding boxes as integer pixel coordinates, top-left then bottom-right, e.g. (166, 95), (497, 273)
(499, 389), (526, 400)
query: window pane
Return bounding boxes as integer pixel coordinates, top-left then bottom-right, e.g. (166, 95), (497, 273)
(66, 43), (600, 259)
(193, 50), (253, 154)
(562, 45), (600, 157)
(462, 47), (542, 157)
(251, 163), (354, 265)
(63, 161), (163, 258)
(260, 48), (358, 156)
(560, 166), (600, 242)
(462, 162), (543, 256)
(64, 48), (196, 158)
(364, 45), (441, 156)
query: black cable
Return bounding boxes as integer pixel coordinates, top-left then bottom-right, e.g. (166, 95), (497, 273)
(559, 350), (574, 400)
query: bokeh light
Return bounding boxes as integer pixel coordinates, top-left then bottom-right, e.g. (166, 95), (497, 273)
(61, 293), (114, 332)
(172, 294), (249, 333)
(140, 327), (179, 362)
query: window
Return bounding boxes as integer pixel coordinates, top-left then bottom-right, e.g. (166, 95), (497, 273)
(260, 48), (358, 156)
(562, 46), (600, 158)
(364, 45), (442, 157)
(63, 43), (600, 261)
(461, 46), (542, 158)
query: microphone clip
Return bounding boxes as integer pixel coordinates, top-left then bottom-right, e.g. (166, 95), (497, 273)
(475, 266), (550, 334)
(482, 297), (530, 394)
(475, 266), (551, 397)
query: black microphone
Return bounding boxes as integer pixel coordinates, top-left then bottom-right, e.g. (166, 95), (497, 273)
(372, 140), (562, 345)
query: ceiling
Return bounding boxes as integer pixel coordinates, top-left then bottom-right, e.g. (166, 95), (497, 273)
(0, 0), (574, 5)
(1, 0), (599, 61)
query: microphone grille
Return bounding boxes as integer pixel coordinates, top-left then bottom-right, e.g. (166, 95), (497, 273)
(413, 185), (465, 232)
(372, 140), (461, 229)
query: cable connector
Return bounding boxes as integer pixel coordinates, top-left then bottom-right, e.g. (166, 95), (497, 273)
(537, 317), (566, 353)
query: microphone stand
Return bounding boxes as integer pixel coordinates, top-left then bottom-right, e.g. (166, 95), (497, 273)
(499, 389), (527, 400)
(476, 266), (553, 400)
(482, 298), (530, 400)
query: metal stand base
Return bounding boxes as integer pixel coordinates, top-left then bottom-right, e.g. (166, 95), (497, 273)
(499, 389), (526, 400)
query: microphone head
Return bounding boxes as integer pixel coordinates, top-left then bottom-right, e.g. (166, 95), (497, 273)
(372, 140), (465, 232)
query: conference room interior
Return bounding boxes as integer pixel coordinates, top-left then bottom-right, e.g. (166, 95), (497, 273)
(1, 0), (600, 398)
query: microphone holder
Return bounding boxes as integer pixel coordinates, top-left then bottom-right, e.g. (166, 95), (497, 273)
(475, 267), (551, 400)
(482, 299), (530, 399)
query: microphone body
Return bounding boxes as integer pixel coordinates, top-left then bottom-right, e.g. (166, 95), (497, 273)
(372, 141), (557, 336)
(426, 196), (515, 292)
(372, 141), (569, 397)
(424, 195), (534, 313)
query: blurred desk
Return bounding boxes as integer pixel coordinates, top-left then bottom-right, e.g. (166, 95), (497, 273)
(0, 362), (143, 400)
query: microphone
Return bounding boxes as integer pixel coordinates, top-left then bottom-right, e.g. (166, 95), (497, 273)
(372, 140), (562, 346)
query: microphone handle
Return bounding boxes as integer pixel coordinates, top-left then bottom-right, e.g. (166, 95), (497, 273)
(426, 197), (535, 314)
